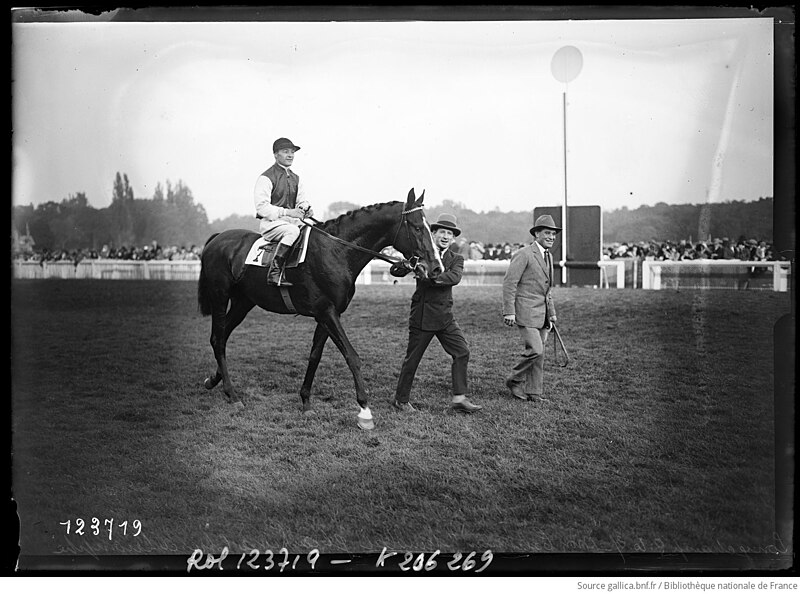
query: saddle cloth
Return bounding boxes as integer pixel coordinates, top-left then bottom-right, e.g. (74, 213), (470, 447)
(245, 226), (311, 268)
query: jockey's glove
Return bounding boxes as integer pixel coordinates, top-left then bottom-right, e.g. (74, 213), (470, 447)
(297, 201), (313, 218)
(285, 207), (308, 219)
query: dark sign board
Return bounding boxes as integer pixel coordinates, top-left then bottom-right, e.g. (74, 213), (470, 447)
(533, 205), (601, 287)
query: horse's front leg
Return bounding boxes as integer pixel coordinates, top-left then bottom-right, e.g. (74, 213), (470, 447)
(316, 309), (373, 430)
(299, 323), (328, 414)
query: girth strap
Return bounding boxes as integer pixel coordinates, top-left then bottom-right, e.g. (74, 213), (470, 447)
(279, 287), (297, 314)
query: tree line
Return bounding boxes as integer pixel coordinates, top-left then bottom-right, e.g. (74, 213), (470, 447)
(11, 173), (774, 253)
(13, 173), (222, 254)
(423, 198), (774, 246)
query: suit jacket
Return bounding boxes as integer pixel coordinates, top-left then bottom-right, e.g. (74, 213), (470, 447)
(390, 249), (463, 331)
(502, 243), (556, 328)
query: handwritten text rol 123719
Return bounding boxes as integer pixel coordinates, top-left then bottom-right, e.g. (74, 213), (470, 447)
(186, 547), (494, 574)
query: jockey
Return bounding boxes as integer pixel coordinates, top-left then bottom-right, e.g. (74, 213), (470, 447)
(254, 137), (315, 286)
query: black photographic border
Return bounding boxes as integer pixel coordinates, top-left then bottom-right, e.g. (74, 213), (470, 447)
(8, 3), (795, 578)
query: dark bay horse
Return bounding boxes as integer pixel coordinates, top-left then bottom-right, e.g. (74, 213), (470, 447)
(197, 188), (443, 430)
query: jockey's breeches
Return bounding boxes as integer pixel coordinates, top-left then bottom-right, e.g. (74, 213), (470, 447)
(259, 220), (301, 246)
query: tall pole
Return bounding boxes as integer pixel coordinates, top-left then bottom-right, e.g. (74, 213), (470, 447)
(550, 45), (582, 287)
(562, 90), (568, 285)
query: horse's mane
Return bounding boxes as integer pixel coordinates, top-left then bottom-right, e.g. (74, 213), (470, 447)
(320, 201), (403, 236)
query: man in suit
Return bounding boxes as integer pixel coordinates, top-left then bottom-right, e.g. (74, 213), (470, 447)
(502, 214), (560, 402)
(390, 213), (483, 414)
(254, 137), (315, 286)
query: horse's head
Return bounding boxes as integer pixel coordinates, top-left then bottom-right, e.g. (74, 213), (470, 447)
(394, 188), (444, 279)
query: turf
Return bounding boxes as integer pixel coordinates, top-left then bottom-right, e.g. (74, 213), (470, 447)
(10, 280), (792, 562)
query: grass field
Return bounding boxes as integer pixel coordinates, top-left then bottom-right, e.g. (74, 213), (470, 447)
(10, 279), (793, 571)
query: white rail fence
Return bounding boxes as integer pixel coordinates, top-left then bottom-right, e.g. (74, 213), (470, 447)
(366, 260), (628, 288)
(12, 259), (625, 287)
(641, 260), (791, 292)
(12, 258), (791, 291)
(13, 259), (203, 281)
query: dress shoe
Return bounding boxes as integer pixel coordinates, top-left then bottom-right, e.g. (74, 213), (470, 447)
(527, 395), (551, 403)
(392, 400), (417, 412)
(451, 398), (483, 413)
(505, 378), (527, 400)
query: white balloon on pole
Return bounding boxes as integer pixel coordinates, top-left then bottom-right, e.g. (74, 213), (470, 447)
(551, 45), (583, 83)
(550, 45), (582, 286)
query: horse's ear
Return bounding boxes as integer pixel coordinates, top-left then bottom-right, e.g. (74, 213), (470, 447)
(416, 190), (426, 206)
(406, 188), (416, 207)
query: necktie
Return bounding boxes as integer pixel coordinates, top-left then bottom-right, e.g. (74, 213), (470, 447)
(545, 249), (553, 281)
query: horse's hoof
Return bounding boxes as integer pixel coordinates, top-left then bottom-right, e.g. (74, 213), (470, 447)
(303, 409), (316, 417)
(203, 377), (215, 390)
(357, 417), (375, 431)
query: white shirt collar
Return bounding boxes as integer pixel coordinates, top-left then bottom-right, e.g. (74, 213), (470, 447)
(534, 241), (547, 256)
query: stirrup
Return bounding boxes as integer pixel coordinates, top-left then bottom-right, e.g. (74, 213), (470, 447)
(267, 265), (291, 286)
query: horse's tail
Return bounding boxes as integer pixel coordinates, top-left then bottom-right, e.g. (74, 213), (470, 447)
(197, 233), (220, 317)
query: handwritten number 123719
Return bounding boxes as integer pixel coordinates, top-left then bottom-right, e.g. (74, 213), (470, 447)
(60, 518), (142, 540)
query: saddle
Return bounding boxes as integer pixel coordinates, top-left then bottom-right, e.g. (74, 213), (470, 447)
(245, 226), (311, 269)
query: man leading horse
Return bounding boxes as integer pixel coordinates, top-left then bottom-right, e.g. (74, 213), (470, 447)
(389, 213), (483, 415)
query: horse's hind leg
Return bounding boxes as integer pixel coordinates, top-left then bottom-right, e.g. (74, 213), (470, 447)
(207, 294), (255, 404)
(299, 323), (329, 414)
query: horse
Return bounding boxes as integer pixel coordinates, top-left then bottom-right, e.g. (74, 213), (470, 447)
(196, 188), (443, 430)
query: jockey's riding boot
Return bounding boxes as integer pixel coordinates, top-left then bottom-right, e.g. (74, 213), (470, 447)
(267, 243), (293, 286)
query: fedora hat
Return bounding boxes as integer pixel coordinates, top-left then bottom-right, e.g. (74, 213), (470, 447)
(430, 213), (462, 237)
(530, 214), (562, 235)
(272, 137), (301, 153)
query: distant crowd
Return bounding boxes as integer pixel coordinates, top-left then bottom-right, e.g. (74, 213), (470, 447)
(602, 237), (778, 262)
(438, 237), (781, 262)
(15, 242), (202, 264)
(15, 236), (782, 266)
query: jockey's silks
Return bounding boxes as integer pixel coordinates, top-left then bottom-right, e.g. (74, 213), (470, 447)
(262, 164), (299, 209)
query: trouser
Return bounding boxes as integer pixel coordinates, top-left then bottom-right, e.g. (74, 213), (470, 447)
(260, 221), (300, 246)
(395, 321), (470, 403)
(507, 325), (551, 396)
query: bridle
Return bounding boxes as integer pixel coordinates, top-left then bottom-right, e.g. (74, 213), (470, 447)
(390, 205), (425, 265)
(300, 205), (427, 266)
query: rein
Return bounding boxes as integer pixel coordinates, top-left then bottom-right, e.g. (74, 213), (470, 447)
(301, 205), (424, 265)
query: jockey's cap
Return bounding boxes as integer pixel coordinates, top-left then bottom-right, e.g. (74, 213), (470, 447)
(273, 138), (301, 153)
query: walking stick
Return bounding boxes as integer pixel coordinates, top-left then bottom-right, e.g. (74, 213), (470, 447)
(551, 324), (570, 367)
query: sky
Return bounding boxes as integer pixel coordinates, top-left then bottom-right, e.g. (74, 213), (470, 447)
(12, 7), (776, 223)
